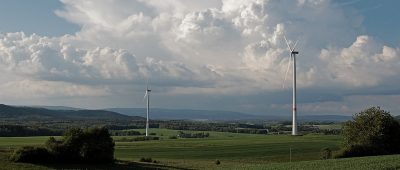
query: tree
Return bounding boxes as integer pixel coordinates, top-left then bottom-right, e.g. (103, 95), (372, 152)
(59, 128), (85, 162)
(337, 107), (400, 157)
(80, 127), (115, 163)
(12, 127), (115, 164)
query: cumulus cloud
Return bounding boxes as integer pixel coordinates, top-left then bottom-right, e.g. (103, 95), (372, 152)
(0, 0), (399, 113)
(0, 32), (138, 82)
(0, 32), (214, 87)
(320, 35), (400, 87)
(0, 80), (111, 99)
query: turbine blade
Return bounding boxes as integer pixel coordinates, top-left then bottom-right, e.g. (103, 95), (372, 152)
(292, 39), (299, 51)
(146, 78), (149, 90)
(143, 91), (147, 101)
(284, 36), (292, 52)
(282, 56), (292, 89)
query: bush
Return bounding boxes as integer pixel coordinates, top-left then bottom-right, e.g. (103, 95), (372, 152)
(133, 136), (159, 141)
(144, 136), (159, 141)
(320, 147), (332, 159)
(140, 157), (153, 162)
(110, 130), (141, 136)
(334, 145), (384, 158)
(10, 146), (52, 163)
(169, 136), (177, 139)
(12, 127), (115, 164)
(215, 159), (221, 165)
(177, 131), (210, 138)
(115, 136), (159, 142)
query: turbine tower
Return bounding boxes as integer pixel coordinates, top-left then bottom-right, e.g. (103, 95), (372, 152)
(283, 36), (299, 136)
(144, 81), (151, 137)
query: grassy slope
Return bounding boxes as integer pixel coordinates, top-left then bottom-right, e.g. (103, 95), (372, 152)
(114, 129), (341, 169)
(0, 129), (398, 170)
(244, 154), (400, 170)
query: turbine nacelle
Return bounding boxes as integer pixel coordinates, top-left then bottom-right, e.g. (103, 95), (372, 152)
(144, 80), (151, 99)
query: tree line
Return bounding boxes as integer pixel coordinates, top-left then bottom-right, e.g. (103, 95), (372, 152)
(177, 131), (210, 138)
(0, 125), (62, 137)
(159, 121), (269, 134)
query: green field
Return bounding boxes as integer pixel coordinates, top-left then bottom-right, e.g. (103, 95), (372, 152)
(0, 129), (399, 169)
(314, 124), (342, 130)
(114, 129), (341, 169)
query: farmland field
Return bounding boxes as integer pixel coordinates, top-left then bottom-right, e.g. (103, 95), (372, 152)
(114, 129), (341, 169)
(0, 129), (399, 169)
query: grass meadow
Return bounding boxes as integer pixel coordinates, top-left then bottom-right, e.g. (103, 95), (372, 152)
(0, 129), (399, 169)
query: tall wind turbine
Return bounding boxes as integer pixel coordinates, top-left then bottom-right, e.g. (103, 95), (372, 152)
(283, 36), (299, 136)
(144, 80), (151, 137)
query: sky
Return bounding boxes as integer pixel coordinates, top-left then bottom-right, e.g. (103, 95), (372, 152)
(0, 0), (399, 116)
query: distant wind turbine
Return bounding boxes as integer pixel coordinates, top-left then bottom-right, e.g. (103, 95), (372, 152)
(283, 36), (299, 136)
(143, 80), (151, 137)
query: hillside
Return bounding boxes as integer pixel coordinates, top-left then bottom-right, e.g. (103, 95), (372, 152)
(0, 104), (143, 120)
(107, 108), (267, 121)
(106, 108), (351, 121)
(299, 115), (351, 122)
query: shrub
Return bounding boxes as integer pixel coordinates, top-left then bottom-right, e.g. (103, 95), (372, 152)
(116, 136), (159, 142)
(169, 136), (177, 139)
(215, 159), (221, 165)
(110, 130), (141, 136)
(10, 146), (52, 163)
(177, 131), (210, 138)
(12, 127), (115, 164)
(133, 136), (159, 141)
(320, 147), (332, 159)
(140, 157), (153, 162)
(334, 145), (384, 158)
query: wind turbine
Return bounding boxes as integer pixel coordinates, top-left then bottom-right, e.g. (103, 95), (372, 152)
(143, 80), (151, 137)
(283, 36), (299, 136)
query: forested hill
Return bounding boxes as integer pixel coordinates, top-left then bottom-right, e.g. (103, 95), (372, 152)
(0, 104), (144, 120)
(106, 108), (351, 121)
(107, 108), (264, 121)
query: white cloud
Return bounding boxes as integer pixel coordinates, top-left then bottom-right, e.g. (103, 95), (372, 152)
(0, 0), (399, 114)
(320, 35), (400, 87)
(0, 80), (111, 99)
(0, 32), (214, 88)
(0, 32), (139, 82)
(296, 94), (400, 115)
